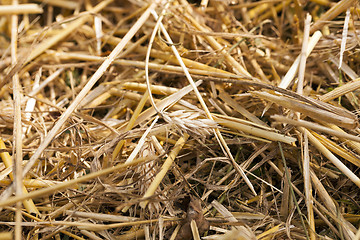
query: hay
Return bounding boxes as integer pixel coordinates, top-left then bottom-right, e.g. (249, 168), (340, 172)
(0, 0), (360, 239)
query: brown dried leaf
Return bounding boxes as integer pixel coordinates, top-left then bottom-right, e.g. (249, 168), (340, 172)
(175, 195), (209, 240)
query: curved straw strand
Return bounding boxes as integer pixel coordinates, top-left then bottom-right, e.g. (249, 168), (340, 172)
(145, 1), (171, 114)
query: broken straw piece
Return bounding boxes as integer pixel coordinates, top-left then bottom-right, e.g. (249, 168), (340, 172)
(339, 8), (350, 69)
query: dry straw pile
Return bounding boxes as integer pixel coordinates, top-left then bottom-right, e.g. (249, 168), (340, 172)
(0, 0), (360, 239)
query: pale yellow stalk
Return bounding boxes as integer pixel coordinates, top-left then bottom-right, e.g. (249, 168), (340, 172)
(33, 0), (79, 9)
(324, 123), (360, 156)
(10, 1), (23, 237)
(65, 210), (138, 222)
(278, 31), (322, 89)
(256, 224), (282, 239)
(140, 134), (189, 208)
(0, 179), (60, 188)
(0, 232), (12, 240)
(252, 91), (357, 129)
(112, 91), (149, 161)
(319, 78), (360, 102)
(213, 115), (296, 144)
(122, 82), (179, 96)
(0, 4), (42, 15)
(190, 220), (201, 240)
(218, 91), (268, 127)
(271, 115), (360, 143)
(302, 131), (316, 240)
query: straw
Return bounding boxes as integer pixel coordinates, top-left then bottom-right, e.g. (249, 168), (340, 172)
(0, 1), (359, 239)
(0, 4), (43, 15)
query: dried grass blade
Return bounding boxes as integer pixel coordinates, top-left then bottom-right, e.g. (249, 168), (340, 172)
(280, 168), (291, 219)
(329, 54), (359, 80)
(323, 123), (360, 156)
(117, 81), (202, 133)
(297, 13), (311, 94)
(54, 52), (243, 80)
(90, 218), (177, 231)
(11, 3), (24, 238)
(125, 116), (159, 164)
(10, 2), (23, 238)
(256, 224), (282, 239)
(49, 199), (81, 219)
(0, 179), (59, 188)
(211, 200), (237, 222)
(65, 210), (138, 222)
(33, 0), (79, 9)
(122, 82), (179, 96)
(142, 48), (232, 75)
(339, 8), (351, 69)
(312, 205), (342, 238)
(170, 225), (181, 240)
